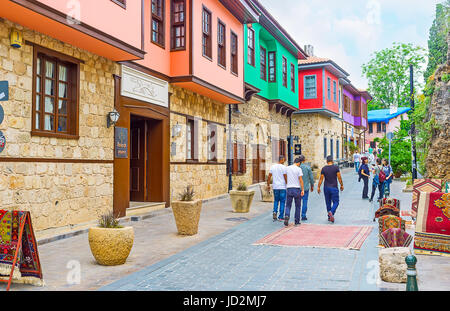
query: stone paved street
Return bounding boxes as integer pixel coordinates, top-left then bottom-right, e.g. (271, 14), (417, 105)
(101, 169), (382, 291)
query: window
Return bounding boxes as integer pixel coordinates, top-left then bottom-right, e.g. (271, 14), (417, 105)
(290, 63), (295, 92)
(352, 100), (360, 116)
(186, 118), (197, 161)
(217, 20), (226, 68)
(330, 139), (334, 159)
(279, 139), (287, 158)
(333, 81), (337, 102)
(268, 51), (276, 82)
(207, 123), (217, 162)
(171, 0), (185, 50)
(227, 142), (246, 175)
(230, 31), (238, 75)
(344, 96), (351, 113)
(382, 122), (386, 133)
(260, 46), (267, 81)
(304, 75), (317, 99)
(324, 137), (327, 159)
(33, 48), (79, 137)
(151, 0), (165, 47)
(111, 0), (126, 8)
(376, 122), (382, 133)
(202, 7), (212, 59)
(282, 57), (288, 87)
(369, 123), (373, 134)
(247, 28), (255, 66)
(327, 77), (331, 100)
(338, 89), (341, 110)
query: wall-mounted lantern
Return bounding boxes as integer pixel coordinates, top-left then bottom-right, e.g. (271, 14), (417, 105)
(107, 108), (120, 128)
(10, 29), (23, 48)
(172, 123), (182, 138)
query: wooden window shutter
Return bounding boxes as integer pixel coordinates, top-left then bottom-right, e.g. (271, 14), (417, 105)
(232, 142), (238, 174)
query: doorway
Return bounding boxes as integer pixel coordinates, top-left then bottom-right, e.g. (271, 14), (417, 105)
(252, 144), (266, 184)
(129, 115), (164, 203)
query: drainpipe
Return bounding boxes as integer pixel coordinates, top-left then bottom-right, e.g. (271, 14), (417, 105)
(228, 105), (233, 192)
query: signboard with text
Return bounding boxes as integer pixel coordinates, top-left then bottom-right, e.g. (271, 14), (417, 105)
(114, 127), (128, 159)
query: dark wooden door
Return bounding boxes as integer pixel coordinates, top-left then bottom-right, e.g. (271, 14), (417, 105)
(130, 120), (147, 202)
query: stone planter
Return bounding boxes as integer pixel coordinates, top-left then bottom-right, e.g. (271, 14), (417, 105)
(230, 190), (255, 213)
(172, 200), (202, 235)
(88, 226), (134, 266)
(259, 184), (274, 202)
(379, 247), (411, 283)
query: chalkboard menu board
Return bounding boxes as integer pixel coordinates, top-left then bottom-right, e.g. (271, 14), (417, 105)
(115, 127), (128, 159)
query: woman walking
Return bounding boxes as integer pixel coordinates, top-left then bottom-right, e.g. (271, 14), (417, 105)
(381, 159), (393, 196)
(369, 158), (384, 203)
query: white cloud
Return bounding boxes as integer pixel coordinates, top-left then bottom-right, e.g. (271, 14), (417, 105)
(258, 0), (439, 89)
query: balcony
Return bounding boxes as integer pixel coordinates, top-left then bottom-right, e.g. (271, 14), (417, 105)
(1, 0), (145, 61)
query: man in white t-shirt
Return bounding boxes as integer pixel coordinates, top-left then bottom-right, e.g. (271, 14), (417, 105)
(353, 152), (361, 173)
(267, 155), (288, 221)
(284, 157), (305, 227)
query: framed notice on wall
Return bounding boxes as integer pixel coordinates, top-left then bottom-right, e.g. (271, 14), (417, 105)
(115, 127), (128, 159)
(294, 144), (302, 155)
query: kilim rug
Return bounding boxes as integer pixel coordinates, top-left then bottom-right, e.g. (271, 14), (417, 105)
(380, 228), (413, 248)
(414, 192), (450, 257)
(378, 215), (405, 246)
(0, 210), (43, 286)
(254, 224), (373, 250)
(412, 179), (442, 218)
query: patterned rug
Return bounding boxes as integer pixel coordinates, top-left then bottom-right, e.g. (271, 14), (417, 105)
(414, 192), (450, 257)
(380, 228), (413, 248)
(254, 224), (373, 250)
(378, 215), (406, 246)
(412, 179), (442, 218)
(0, 210), (43, 286)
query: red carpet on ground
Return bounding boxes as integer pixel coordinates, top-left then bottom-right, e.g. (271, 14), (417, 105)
(254, 224), (373, 250)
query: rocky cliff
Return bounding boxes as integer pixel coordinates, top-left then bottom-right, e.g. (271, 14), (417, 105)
(425, 31), (450, 181)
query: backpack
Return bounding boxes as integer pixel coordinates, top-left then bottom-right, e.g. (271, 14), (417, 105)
(379, 169), (386, 183)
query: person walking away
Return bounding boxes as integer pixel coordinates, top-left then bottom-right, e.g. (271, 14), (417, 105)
(353, 151), (361, 173)
(360, 157), (370, 199)
(267, 156), (288, 221)
(369, 158), (384, 203)
(368, 151), (375, 167)
(284, 157), (305, 227)
(317, 156), (344, 223)
(381, 159), (393, 197)
(299, 155), (314, 221)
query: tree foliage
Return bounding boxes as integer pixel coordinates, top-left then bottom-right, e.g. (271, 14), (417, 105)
(378, 119), (412, 175)
(362, 43), (426, 110)
(424, 1), (450, 82)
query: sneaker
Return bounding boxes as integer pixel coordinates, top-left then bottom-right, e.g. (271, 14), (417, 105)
(328, 212), (335, 223)
(294, 222), (301, 227)
(273, 212), (277, 221)
(284, 217), (289, 227)
(369, 198), (373, 203)
(301, 217), (308, 221)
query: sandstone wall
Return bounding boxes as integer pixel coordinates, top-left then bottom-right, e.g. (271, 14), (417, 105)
(0, 20), (117, 230)
(169, 85), (228, 200)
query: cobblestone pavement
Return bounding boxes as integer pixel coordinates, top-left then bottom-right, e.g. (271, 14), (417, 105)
(102, 169), (383, 291)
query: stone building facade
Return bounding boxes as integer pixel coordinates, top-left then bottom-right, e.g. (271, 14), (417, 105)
(230, 96), (291, 187)
(169, 85), (228, 200)
(0, 19), (118, 230)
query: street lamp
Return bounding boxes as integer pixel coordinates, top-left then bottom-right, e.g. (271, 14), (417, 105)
(107, 109), (120, 128)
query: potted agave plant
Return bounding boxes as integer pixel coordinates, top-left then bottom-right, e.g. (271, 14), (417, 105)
(229, 182), (255, 213)
(88, 211), (134, 266)
(172, 185), (202, 236)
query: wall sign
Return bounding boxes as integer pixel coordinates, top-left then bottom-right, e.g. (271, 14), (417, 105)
(0, 105), (4, 125)
(0, 131), (5, 154)
(121, 65), (169, 108)
(294, 144), (302, 155)
(0, 81), (9, 101)
(115, 127), (128, 159)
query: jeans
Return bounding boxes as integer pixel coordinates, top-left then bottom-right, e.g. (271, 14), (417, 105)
(301, 190), (310, 218)
(324, 186), (340, 215)
(370, 180), (384, 201)
(362, 176), (369, 198)
(285, 188), (302, 224)
(354, 161), (360, 173)
(273, 189), (286, 219)
(382, 179), (392, 197)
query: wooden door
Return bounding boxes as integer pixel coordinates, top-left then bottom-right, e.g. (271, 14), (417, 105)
(258, 145), (266, 182)
(252, 145), (259, 184)
(130, 120), (147, 202)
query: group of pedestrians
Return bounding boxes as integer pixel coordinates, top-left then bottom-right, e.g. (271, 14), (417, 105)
(354, 150), (393, 202)
(267, 154), (343, 225)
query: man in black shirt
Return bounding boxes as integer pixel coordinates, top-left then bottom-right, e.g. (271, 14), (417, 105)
(317, 156), (344, 223)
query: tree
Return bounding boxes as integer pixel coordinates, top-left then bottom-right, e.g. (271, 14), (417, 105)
(424, 1), (450, 82)
(362, 43), (426, 110)
(377, 119), (412, 176)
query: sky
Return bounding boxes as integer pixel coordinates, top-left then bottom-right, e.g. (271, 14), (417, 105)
(259, 0), (442, 89)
